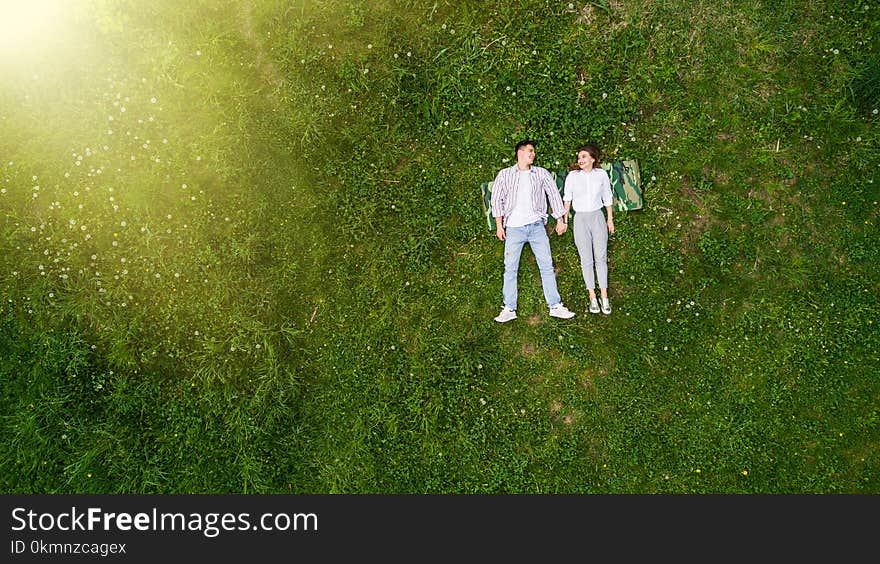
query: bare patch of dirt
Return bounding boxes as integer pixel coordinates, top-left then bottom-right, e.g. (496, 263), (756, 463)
(581, 375), (596, 393)
(239, 4), (284, 89)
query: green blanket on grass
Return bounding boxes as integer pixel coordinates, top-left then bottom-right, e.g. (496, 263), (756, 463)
(480, 160), (643, 231)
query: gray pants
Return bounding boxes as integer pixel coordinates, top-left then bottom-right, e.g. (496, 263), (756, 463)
(573, 209), (608, 290)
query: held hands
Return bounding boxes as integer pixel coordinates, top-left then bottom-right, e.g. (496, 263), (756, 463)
(555, 221), (568, 236)
(496, 220), (571, 239)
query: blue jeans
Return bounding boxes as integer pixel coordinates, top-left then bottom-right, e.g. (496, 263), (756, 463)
(502, 220), (562, 310)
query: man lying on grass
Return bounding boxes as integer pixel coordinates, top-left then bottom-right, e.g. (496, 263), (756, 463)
(490, 139), (575, 323)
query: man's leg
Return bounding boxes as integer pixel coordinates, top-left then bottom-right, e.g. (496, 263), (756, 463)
(527, 221), (562, 308)
(502, 225), (527, 310)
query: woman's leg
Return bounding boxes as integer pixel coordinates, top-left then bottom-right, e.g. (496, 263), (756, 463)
(573, 212), (596, 297)
(590, 211), (609, 295)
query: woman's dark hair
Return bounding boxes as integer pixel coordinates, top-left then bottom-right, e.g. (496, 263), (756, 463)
(569, 143), (601, 170)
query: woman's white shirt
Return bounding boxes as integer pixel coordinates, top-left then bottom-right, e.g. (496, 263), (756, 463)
(563, 168), (613, 213)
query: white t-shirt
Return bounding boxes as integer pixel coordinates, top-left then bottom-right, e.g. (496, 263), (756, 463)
(563, 168), (613, 212)
(505, 169), (541, 227)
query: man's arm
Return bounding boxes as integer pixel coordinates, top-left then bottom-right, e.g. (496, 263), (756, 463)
(490, 169), (507, 241)
(543, 170), (568, 237)
(495, 217), (506, 240)
(543, 169), (567, 220)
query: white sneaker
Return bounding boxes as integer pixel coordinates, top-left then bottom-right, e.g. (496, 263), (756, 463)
(549, 304), (575, 319)
(601, 297), (611, 315)
(589, 296), (600, 314)
(494, 307), (517, 323)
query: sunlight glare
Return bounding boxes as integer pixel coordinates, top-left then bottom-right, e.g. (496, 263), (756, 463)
(0, 0), (68, 54)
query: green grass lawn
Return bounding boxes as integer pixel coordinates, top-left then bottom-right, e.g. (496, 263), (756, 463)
(1, 0), (877, 493)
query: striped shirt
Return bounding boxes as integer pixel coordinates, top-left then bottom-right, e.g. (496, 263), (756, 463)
(490, 165), (566, 228)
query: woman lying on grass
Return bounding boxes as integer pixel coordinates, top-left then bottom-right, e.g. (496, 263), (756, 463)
(563, 143), (615, 315)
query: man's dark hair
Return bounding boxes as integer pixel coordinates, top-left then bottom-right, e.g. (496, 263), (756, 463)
(514, 139), (536, 158)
